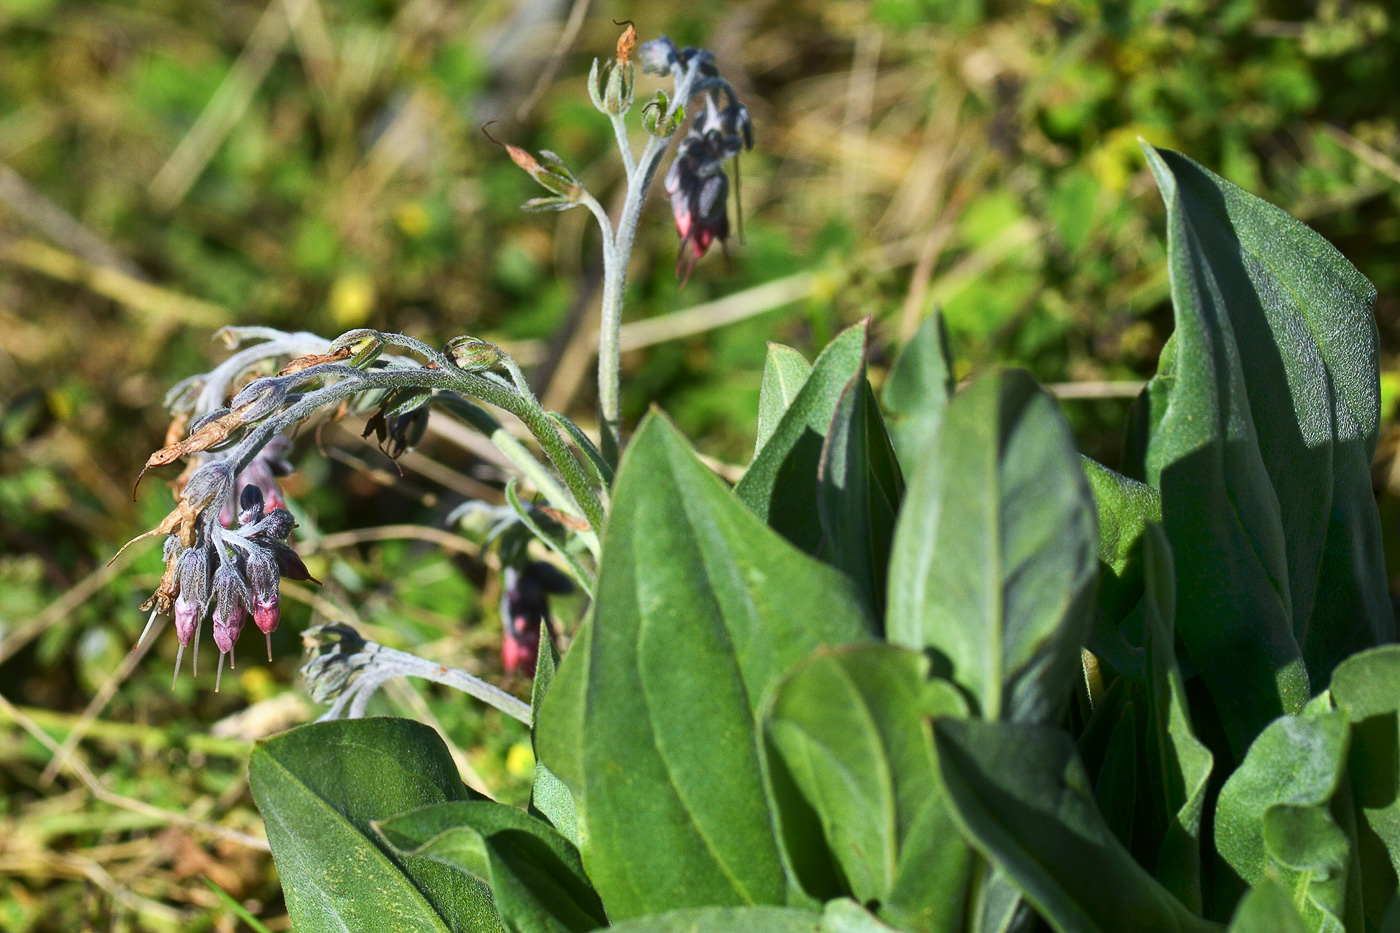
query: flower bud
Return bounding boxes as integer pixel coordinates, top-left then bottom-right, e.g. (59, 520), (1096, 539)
(238, 484), (265, 525)
(255, 508), (296, 541)
(231, 377), (288, 423)
(588, 58), (634, 116)
(271, 541), (317, 583)
(638, 36), (678, 75)
(174, 594), (201, 647)
(182, 461), (233, 513)
(176, 546), (213, 606)
(329, 329), (385, 369)
(642, 93), (685, 138)
(211, 559), (251, 656)
(245, 546), (282, 660)
(445, 336), (505, 371)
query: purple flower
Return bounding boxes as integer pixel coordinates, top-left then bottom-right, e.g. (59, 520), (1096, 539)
(499, 561), (574, 675)
(664, 94), (754, 284)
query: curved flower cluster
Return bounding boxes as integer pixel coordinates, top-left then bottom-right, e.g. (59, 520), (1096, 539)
(655, 40), (754, 283)
(149, 464), (314, 690)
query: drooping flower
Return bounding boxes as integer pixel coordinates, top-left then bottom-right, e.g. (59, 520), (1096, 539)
(664, 92), (754, 283)
(499, 561), (574, 675)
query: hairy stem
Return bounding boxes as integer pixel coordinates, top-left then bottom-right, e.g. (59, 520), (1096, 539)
(595, 61), (700, 465)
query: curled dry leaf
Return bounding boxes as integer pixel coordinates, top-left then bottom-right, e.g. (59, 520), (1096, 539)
(538, 505), (591, 532)
(278, 345), (352, 375)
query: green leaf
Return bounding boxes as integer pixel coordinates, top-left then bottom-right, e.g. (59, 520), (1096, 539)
(882, 309), (954, 470)
(249, 718), (501, 933)
(933, 718), (1217, 933)
(1328, 645), (1400, 927)
(1226, 882), (1309, 933)
(755, 343), (812, 457)
(1082, 456), (1162, 680)
(1093, 699), (1138, 851)
(764, 644), (972, 932)
(817, 374), (905, 619)
(202, 877), (274, 933)
(376, 801), (606, 933)
(602, 901), (899, 933)
(887, 370), (1098, 723)
(1214, 707), (1354, 931)
(1141, 525), (1214, 915)
(536, 412), (872, 919)
(1142, 145), (1388, 754)
(737, 321), (868, 556)
(528, 638), (577, 846)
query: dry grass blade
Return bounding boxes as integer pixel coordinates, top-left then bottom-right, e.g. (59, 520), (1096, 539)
(0, 538), (157, 667)
(38, 615), (169, 786)
(0, 691), (270, 852)
(514, 0), (594, 121)
(0, 238), (227, 326)
(149, 0), (292, 210)
(0, 162), (145, 277)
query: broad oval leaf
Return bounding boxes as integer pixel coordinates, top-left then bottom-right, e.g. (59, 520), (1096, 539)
(1226, 882), (1309, 933)
(887, 369), (1098, 723)
(536, 412), (873, 920)
(1141, 145), (1388, 755)
(764, 643), (971, 932)
(1214, 707), (1355, 931)
(1327, 645), (1400, 928)
(755, 343), (813, 458)
(603, 900), (896, 933)
(249, 717), (502, 933)
(1082, 456), (1162, 680)
(1140, 525), (1214, 915)
(376, 800), (606, 933)
(932, 719), (1218, 933)
(737, 320), (868, 555)
(882, 309), (955, 470)
(818, 373), (904, 620)
(528, 638), (577, 845)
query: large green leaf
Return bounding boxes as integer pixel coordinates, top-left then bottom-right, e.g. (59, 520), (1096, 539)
(933, 718), (1217, 933)
(881, 309), (954, 470)
(376, 801), (606, 933)
(528, 638), (577, 845)
(887, 370), (1098, 723)
(536, 412), (872, 919)
(1328, 645), (1400, 927)
(755, 343), (813, 457)
(1226, 882), (1309, 933)
(1141, 145), (1388, 754)
(249, 718), (501, 933)
(818, 375), (905, 619)
(1214, 707), (1356, 931)
(602, 900), (895, 933)
(736, 320), (868, 555)
(1082, 456), (1162, 680)
(1140, 525), (1214, 915)
(764, 644), (971, 932)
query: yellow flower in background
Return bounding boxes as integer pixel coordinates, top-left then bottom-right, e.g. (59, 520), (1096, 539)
(330, 272), (375, 327)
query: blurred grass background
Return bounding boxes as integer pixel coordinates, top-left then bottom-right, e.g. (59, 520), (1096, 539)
(1, 0), (1398, 928)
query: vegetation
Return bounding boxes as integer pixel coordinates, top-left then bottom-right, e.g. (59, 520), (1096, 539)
(3, 1), (1400, 930)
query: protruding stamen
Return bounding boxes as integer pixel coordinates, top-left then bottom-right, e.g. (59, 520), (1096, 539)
(215, 652), (226, 692)
(192, 625), (201, 677)
(172, 644), (185, 691)
(137, 608), (160, 648)
(266, 632), (274, 662)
